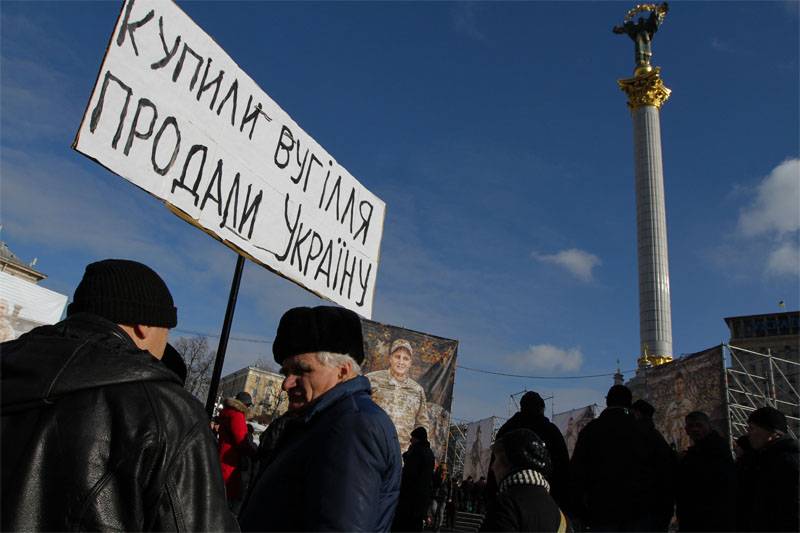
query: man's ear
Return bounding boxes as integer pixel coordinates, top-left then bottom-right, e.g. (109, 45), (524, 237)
(338, 362), (352, 380)
(130, 324), (147, 341)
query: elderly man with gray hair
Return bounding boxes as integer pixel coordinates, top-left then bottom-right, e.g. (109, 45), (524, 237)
(238, 306), (401, 532)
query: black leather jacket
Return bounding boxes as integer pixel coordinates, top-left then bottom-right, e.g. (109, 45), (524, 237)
(1, 313), (238, 531)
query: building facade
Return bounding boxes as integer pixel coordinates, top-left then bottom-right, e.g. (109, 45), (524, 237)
(218, 366), (287, 422)
(0, 240), (45, 283)
(725, 311), (800, 436)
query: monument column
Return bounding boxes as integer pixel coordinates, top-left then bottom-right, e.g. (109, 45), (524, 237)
(614, 3), (673, 367)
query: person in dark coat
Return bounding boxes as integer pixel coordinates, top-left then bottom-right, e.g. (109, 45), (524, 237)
(0, 259), (236, 532)
(462, 476), (474, 512)
(631, 399), (676, 531)
(492, 391), (570, 512)
(734, 435), (757, 531)
(238, 306), (402, 532)
(251, 408), (300, 480)
(675, 411), (736, 532)
(475, 476), (487, 514)
(738, 407), (799, 532)
(393, 426), (436, 532)
(569, 385), (655, 531)
(480, 428), (570, 532)
(430, 464), (448, 530)
(446, 478), (458, 529)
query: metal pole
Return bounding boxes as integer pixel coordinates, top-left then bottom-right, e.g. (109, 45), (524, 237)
(767, 348), (777, 408)
(205, 254), (246, 417)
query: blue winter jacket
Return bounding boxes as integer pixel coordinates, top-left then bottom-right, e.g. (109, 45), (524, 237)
(238, 375), (401, 531)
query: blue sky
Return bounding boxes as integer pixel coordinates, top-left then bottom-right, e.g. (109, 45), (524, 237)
(2, 1), (798, 420)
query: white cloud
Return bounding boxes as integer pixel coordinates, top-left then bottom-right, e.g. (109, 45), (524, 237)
(766, 241), (800, 277)
(508, 344), (584, 373)
(734, 158), (800, 279)
(532, 248), (601, 282)
(738, 158), (800, 238)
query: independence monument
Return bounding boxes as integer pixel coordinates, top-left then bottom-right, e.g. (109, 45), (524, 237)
(614, 3), (674, 367)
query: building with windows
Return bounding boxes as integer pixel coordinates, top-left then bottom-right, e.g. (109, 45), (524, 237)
(725, 311), (800, 437)
(218, 366), (287, 422)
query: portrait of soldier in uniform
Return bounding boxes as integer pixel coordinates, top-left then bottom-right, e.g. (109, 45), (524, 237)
(367, 339), (430, 452)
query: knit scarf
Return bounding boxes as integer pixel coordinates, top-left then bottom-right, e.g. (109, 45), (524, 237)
(497, 469), (550, 493)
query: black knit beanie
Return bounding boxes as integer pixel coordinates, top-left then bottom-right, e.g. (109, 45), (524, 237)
(67, 259), (177, 327)
(272, 306), (364, 365)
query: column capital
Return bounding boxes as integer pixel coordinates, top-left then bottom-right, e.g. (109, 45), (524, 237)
(638, 354), (673, 368)
(618, 67), (671, 110)
(637, 343), (673, 368)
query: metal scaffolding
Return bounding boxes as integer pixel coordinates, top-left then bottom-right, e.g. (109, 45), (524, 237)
(725, 344), (800, 442)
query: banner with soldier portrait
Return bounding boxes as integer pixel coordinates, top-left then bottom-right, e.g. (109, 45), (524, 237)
(629, 345), (727, 452)
(360, 319), (459, 462)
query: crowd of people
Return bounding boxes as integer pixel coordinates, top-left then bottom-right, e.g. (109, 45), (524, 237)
(1, 258), (798, 532)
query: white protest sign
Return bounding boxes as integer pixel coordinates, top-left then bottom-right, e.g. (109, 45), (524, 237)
(74, 0), (385, 317)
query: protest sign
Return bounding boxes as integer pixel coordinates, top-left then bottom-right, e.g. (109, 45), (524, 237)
(74, 0), (385, 317)
(361, 319), (459, 462)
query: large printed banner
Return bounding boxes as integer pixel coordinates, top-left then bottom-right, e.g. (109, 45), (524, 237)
(631, 345), (727, 452)
(0, 271), (68, 342)
(553, 404), (599, 457)
(462, 417), (494, 480)
(360, 320), (458, 462)
(74, 0), (385, 317)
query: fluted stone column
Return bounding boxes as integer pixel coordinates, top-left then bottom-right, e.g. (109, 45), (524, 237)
(619, 67), (673, 367)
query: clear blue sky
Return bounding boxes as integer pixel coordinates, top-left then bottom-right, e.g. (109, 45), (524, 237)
(2, 1), (798, 420)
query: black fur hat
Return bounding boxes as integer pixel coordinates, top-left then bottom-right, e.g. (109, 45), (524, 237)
(272, 306), (364, 365)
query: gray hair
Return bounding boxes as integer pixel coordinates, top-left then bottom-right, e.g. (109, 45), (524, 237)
(315, 351), (362, 375)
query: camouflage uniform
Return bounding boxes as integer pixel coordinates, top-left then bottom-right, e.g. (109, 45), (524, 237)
(367, 369), (430, 453)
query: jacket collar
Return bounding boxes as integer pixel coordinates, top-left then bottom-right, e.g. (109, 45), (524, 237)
(60, 312), (138, 348)
(224, 397), (250, 413)
(67, 313), (187, 385)
(301, 375), (371, 423)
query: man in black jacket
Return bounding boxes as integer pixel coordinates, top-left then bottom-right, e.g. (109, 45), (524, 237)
(393, 426), (436, 532)
(738, 406), (799, 532)
(569, 385), (655, 531)
(493, 391), (570, 511)
(0, 259), (236, 532)
(631, 399), (676, 531)
(675, 411), (736, 532)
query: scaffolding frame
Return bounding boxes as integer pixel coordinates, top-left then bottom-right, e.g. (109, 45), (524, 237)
(725, 344), (800, 443)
